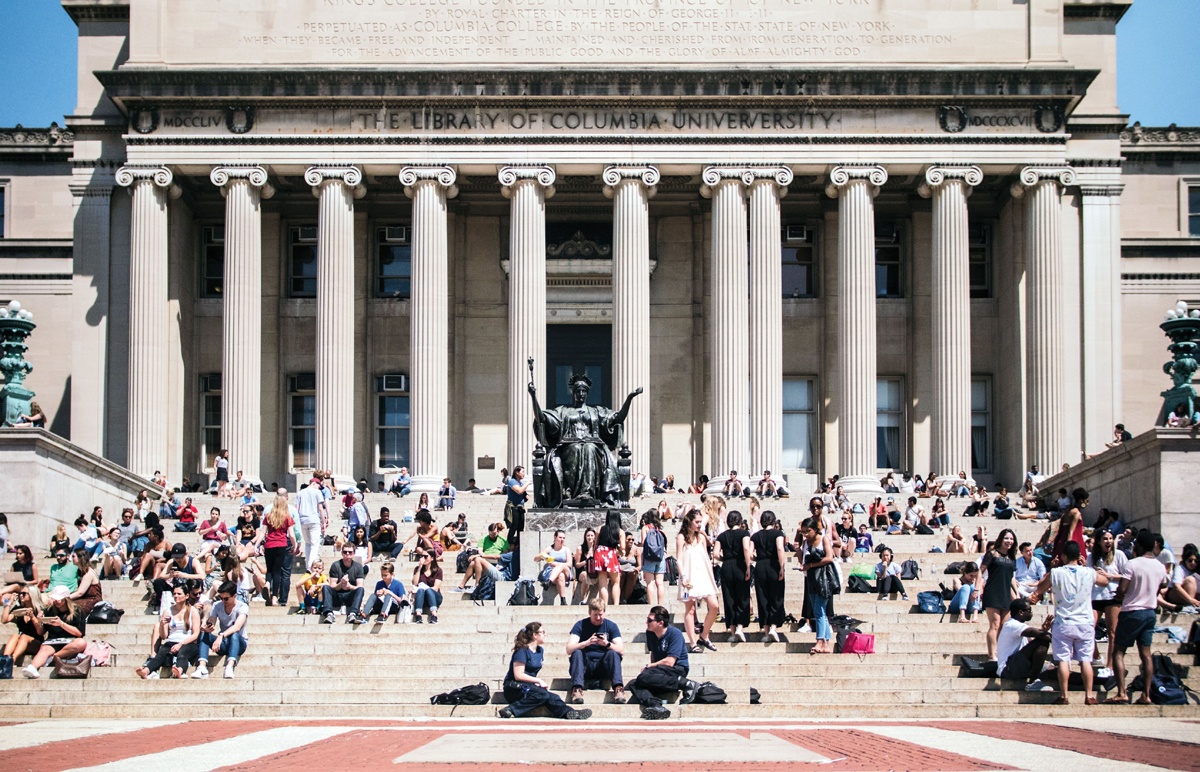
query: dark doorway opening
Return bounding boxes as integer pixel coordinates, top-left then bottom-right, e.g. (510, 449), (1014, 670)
(546, 324), (612, 408)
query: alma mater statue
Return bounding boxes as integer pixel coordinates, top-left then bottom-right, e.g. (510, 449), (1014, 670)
(528, 362), (642, 509)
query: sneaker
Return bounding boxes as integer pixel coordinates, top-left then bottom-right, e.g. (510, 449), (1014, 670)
(21, 665), (39, 679)
(564, 709), (592, 720)
(570, 687), (585, 705)
(641, 706), (671, 721)
(375, 614), (387, 623)
(430, 614), (438, 624)
(146, 671), (160, 680)
(322, 612), (336, 624)
(680, 680), (699, 704)
(1096, 667), (1114, 680)
(1025, 679), (1054, 692)
(414, 615), (424, 624)
(612, 687), (628, 704)
(192, 664), (209, 679)
(498, 707), (515, 719)
(223, 661), (236, 679)
(901, 594), (910, 602)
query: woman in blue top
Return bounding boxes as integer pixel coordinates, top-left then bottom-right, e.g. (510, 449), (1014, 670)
(500, 622), (591, 720)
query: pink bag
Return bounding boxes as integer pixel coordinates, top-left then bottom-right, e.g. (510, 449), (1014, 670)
(841, 631), (875, 654)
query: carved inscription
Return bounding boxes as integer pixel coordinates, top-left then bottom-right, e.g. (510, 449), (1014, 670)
(147, 0), (1028, 66)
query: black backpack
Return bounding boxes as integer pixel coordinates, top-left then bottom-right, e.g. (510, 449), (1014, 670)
(507, 578), (539, 606)
(431, 682), (490, 706)
(944, 561), (965, 574)
(86, 602), (125, 624)
(900, 559), (920, 580)
(456, 548), (478, 574)
(664, 556), (680, 586)
(692, 682), (727, 704)
(846, 575), (874, 594)
(471, 572), (496, 604)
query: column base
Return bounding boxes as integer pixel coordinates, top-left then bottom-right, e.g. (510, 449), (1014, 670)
(408, 474), (448, 495)
(936, 474), (975, 495)
(836, 475), (885, 496)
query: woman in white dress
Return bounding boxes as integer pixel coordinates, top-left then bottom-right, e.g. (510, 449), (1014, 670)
(676, 511), (719, 653)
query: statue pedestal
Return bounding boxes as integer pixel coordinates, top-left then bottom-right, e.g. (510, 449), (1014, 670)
(518, 507), (636, 580)
(0, 383), (34, 427)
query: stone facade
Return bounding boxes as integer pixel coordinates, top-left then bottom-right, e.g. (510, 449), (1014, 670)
(0, 0), (1196, 495)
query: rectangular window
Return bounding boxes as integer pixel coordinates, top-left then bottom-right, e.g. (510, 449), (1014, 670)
(289, 225), (318, 298)
(200, 374), (221, 470)
(782, 225), (817, 298)
(876, 378), (903, 470)
(201, 225), (224, 297)
(1190, 186), (1200, 237)
(971, 378), (991, 473)
(968, 223), (992, 299)
(376, 225), (412, 298)
(289, 373), (316, 469)
(875, 222), (903, 298)
(377, 375), (410, 469)
(782, 377), (816, 470)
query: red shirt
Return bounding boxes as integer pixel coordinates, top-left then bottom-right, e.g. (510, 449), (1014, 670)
(263, 516), (294, 549)
(178, 504), (198, 524)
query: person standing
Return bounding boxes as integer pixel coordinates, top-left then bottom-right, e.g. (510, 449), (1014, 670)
(637, 510), (667, 607)
(675, 511), (718, 652)
(751, 511), (787, 642)
(1032, 540), (1110, 705)
(214, 449), (230, 498)
(800, 516), (836, 654)
(979, 528), (1019, 661)
(294, 479), (328, 571)
(260, 493), (296, 607)
(714, 511), (752, 643)
(1107, 531), (1170, 704)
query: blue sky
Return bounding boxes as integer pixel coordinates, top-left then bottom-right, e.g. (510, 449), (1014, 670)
(0, 0), (1197, 127)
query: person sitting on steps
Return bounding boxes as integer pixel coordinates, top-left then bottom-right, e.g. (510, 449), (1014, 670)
(321, 545), (366, 625)
(535, 529), (574, 606)
(192, 580), (249, 680)
(565, 598), (626, 705)
(362, 561), (409, 623)
(20, 586), (87, 679)
(627, 605), (694, 720)
(136, 584), (201, 679)
(499, 621), (591, 720)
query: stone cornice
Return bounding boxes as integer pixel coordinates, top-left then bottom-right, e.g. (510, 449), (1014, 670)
(1063, 1), (1132, 21)
(0, 125), (75, 161)
(1121, 124), (1200, 147)
(61, 0), (129, 24)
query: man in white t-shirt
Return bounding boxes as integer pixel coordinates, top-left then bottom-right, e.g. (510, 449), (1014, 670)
(1032, 540), (1109, 705)
(194, 580), (249, 680)
(901, 497), (925, 534)
(294, 479), (329, 570)
(996, 598), (1052, 686)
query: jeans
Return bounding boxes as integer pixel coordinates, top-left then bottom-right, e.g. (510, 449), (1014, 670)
(413, 587), (443, 612)
(949, 583), (979, 615)
(298, 519), (323, 570)
(321, 586), (364, 616)
(569, 648), (624, 689)
(811, 593), (832, 641)
(198, 631), (247, 663)
(363, 593), (407, 618)
(392, 483), (412, 497)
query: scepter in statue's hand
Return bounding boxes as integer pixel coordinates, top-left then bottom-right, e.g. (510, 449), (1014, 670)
(527, 356), (543, 415)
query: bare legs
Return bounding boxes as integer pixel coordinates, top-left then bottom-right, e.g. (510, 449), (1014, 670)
(984, 607), (1007, 661)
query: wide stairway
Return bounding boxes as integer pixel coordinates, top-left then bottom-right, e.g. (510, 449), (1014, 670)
(2, 491), (1197, 720)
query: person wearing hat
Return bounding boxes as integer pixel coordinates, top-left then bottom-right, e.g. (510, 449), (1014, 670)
(151, 543), (202, 612)
(21, 585), (87, 678)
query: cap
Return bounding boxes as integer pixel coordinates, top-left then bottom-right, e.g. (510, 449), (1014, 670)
(48, 585), (71, 602)
(886, 497), (895, 503)
(170, 543), (187, 557)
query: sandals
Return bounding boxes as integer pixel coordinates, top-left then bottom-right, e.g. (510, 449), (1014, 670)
(1103, 696), (1130, 704)
(1053, 696), (1070, 705)
(1085, 697), (1098, 705)
(687, 644), (703, 654)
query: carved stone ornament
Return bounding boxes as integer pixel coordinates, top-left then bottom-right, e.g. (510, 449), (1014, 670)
(115, 166), (181, 198)
(546, 231), (612, 259)
(601, 165), (661, 199)
(225, 106), (254, 134)
(938, 106), (967, 133)
(700, 165), (793, 198)
(209, 166), (275, 199)
(918, 165), (983, 198)
(498, 165), (556, 199)
(305, 166), (366, 199)
(1010, 165), (1076, 198)
(130, 107), (159, 135)
(399, 165), (458, 199)
(824, 165), (888, 198)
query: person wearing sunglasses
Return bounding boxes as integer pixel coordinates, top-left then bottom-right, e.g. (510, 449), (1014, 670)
(321, 546), (365, 624)
(192, 580), (249, 680)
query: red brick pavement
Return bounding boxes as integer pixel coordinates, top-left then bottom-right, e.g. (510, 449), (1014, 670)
(217, 729), (443, 771)
(775, 729), (1013, 771)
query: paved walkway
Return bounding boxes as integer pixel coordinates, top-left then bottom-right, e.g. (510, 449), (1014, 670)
(0, 718), (1196, 771)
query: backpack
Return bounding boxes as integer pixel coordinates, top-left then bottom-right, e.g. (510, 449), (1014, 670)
(471, 572), (496, 604)
(430, 682), (491, 706)
(943, 561), (965, 575)
(643, 527), (666, 561)
(917, 591), (946, 615)
(664, 556), (680, 586)
(456, 548), (476, 574)
(915, 523), (935, 535)
(939, 582), (955, 601)
(1148, 654), (1198, 705)
(86, 602), (125, 625)
(0, 655), (11, 679)
(507, 578), (539, 606)
(900, 559), (920, 580)
(692, 682), (727, 704)
(846, 575), (874, 594)
(626, 582), (648, 605)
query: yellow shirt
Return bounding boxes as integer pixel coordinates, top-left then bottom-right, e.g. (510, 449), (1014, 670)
(299, 572), (327, 593)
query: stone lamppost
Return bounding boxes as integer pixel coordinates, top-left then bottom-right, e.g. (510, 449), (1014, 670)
(1157, 299), (1200, 426)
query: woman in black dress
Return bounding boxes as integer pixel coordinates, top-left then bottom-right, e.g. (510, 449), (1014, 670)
(979, 527), (1019, 661)
(751, 510), (787, 642)
(714, 511), (752, 642)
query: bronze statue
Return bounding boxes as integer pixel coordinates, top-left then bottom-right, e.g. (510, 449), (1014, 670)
(528, 358), (641, 508)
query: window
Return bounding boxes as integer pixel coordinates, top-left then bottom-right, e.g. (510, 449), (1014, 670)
(875, 222), (903, 298)
(971, 378), (991, 473)
(376, 374), (410, 469)
(201, 225), (224, 297)
(1190, 186), (1200, 237)
(876, 378), (903, 469)
(376, 225), (411, 298)
(200, 374), (221, 470)
(288, 225), (318, 298)
(782, 225), (817, 298)
(288, 373), (316, 469)
(782, 377), (816, 469)
(968, 224), (992, 299)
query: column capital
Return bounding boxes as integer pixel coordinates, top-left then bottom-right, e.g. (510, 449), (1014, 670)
(400, 165), (459, 199)
(115, 165), (181, 198)
(700, 165), (792, 198)
(825, 164), (887, 198)
(918, 165), (983, 198)
(1011, 165), (1076, 197)
(305, 165), (366, 199)
(210, 166), (275, 199)
(499, 165), (556, 199)
(602, 165), (660, 199)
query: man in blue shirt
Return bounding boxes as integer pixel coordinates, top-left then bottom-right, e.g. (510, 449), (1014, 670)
(628, 605), (692, 720)
(390, 467), (412, 497)
(566, 598), (625, 704)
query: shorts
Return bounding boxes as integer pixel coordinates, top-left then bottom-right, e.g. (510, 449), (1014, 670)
(641, 557), (665, 575)
(1091, 598), (1120, 612)
(1051, 621), (1095, 663)
(1114, 608), (1156, 649)
(483, 561), (501, 583)
(592, 546), (619, 574)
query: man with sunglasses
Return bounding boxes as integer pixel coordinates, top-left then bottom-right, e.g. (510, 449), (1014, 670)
(321, 545), (365, 624)
(47, 550), (79, 593)
(627, 605), (692, 720)
(192, 580), (247, 680)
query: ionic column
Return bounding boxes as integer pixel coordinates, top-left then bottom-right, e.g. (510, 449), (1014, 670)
(1013, 166), (1075, 472)
(748, 167), (793, 478)
(500, 165), (555, 471)
(604, 165), (658, 474)
(401, 166), (458, 492)
(210, 166), (274, 481)
(919, 165), (982, 485)
(116, 166), (180, 478)
(701, 167), (751, 482)
(305, 166), (365, 480)
(826, 165), (888, 495)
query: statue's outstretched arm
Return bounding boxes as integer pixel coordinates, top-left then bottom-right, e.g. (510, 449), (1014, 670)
(614, 386), (644, 424)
